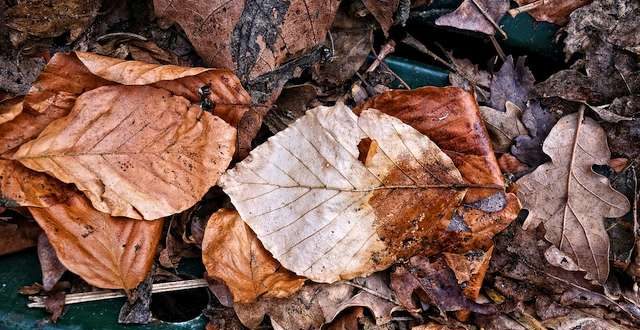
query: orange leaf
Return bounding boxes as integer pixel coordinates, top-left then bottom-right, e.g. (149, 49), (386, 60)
(0, 159), (70, 207)
(202, 209), (305, 303)
(29, 193), (164, 290)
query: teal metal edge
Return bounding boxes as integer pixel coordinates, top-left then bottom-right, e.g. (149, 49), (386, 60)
(0, 250), (207, 330)
(384, 56), (450, 88)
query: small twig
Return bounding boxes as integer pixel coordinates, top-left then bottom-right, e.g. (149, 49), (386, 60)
(28, 279), (208, 308)
(345, 281), (401, 306)
(508, 0), (547, 17)
(96, 32), (148, 42)
(489, 35), (506, 61)
(380, 61), (411, 89)
(367, 40), (396, 73)
(469, 0), (508, 39)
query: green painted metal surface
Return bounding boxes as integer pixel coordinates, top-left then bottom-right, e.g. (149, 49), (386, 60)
(384, 56), (450, 88)
(0, 250), (207, 330)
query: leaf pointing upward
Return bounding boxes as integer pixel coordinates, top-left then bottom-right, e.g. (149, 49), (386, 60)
(220, 103), (475, 283)
(516, 109), (630, 283)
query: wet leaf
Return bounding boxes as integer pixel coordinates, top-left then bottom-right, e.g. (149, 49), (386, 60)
(355, 87), (504, 204)
(5, 0), (100, 46)
(479, 102), (528, 153)
(390, 256), (496, 316)
(516, 109), (630, 283)
(14, 83), (236, 220)
(37, 233), (67, 292)
(28, 193), (164, 290)
(513, 0), (593, 26)
(435, 0), (509, 35)
(154, 0), (341, 82)
(202, 209), (306, 303)
(490, 56), (535, 113)
(220, 103), (467, 282)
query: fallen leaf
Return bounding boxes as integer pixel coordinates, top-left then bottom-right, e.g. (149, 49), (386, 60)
(202, 209), (306, 304)
(511, 100), (560, 167)
(0, 218), (41, 256)
(263, 84), (320, 134)
(513, 0), (593, 26)
(390, 256), (496, 316)
(326, 307), (366, 330)
(0, 96), (22, 125)
(0, 160), (70, 208)
(516, 109), (630, 283)
(542, 308), (632, 330)
(448, 55), (491, 101)
(362, 0), (400, 34)
(37, 233), (67, 291)
(490, 56), (535, 113)
(479, 102), (528, 153)
(234, 275), (399, 329)
(118, 272), (153, 324)
(44, 291), (66, 322)
(435, 0), (509, 35)
(497, 153), (530, 176)
(14, 83), (236, 220)
(154, 0), (341, 82)
(355, 86), (504, 204)
(0, 53), (46, 95)
(5, 0), (100, 46)
(28, 193), (164, 290)
(605, 166), (637, 270)
(220, 103), (467, 282)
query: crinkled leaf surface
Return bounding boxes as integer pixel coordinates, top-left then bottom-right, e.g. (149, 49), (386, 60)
(490, 56), (535, 113)
(154, 0), (341, 81)
(0, 97), (22, 125)
(517, 110), (630, 283)
(202, 209), (306, 303)
(220, 103), (466, 283)
(362, 0), (400, 34)
(514, 0), (593, 26)
(480, 102), (528, 153)
(435, 0), (509, 35)
(14, 85), (236, 220)
(29, 193), (164, 290)
(0, 159), (70, 208)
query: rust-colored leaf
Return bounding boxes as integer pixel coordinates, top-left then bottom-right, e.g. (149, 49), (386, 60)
(28, 193), (164, 290)
(154, 0), (341, 81)
(0, 160), (70, 207)
(14, 83), (236, 220)
(362, 0), (400, 34)
(514, 0), (593, 26)
(355, 86), (504, 203)
(0, 96), (22, 125)
(220, 103), (468, 282)
(435, 0), (509, 35)
(202, 209), (306, 304)
(0, 218), (41, 256)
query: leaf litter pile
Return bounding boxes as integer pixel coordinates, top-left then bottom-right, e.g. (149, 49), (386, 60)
(0, 0), (638, 329)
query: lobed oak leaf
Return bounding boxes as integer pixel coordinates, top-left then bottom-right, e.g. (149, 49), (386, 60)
(14, 84), (236, 220)
(28, 193), (164, 290)
(516, 109), (630, 284)
(202, 209), (306, 304)
(220, 103), (468, 282)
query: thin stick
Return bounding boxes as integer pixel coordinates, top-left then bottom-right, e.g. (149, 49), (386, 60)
(345, 281), (401, 306)
(381, 61), (411, 89)
(469, 0), (508, 39)
(489, 35), (506, 61)
(96, 32), (148, 42)
(367, 40), (396, 73)
(28, 279), (208, 308)
(508, 0), (547, 17)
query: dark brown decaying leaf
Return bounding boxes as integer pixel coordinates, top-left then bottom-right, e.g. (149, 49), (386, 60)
(202, 209), (306, 304)
(154, 0), (341, 82)
(356, 86), (504, 203)
(37, 233), (67, 292)
(390, 256), (496, 316)
(5, 0), (100, 46)
(362, 0), (400, 34)
(511, 100), (560, 167)
(513, 0), (593, 26)
(435, 0), (509, 35)
(517, 109), (630, 283)
(0, 54), (46, 95)
(263, 84), (320, 134)
(44, 291), (66, 323)
(118, 272), (153, 324)
(28, 193), (164, 290)
(0, 218), (41, 256)
(489, 56), (535, 113)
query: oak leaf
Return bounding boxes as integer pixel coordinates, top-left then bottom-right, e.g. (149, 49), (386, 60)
(14, 84), (236, 220)
(154, 0), (341, 82)
(220, 103), (467, 283)
(489, 56), (535, 113)
(28, 193), (164, 290)
(479, 102), (528, 153)
(516, 109), (630, 283)
(202, 209), (306, 304)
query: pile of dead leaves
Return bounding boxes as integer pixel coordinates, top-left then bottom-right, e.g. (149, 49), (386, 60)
(0, 0), (638, 329)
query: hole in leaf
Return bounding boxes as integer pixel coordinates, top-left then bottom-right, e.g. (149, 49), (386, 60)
(150, 287), (209, 322)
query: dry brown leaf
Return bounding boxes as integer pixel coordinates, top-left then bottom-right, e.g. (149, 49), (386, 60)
(435, 0), (509, 35)
(37, 233), (67, 291)
(220, 103), (467, 282)
(202, 209), (306, 304)
(362, 0), (400, 34)
(14, 84), (236, 220)
(154, 0), (341, 81)
(0, 160), (70, 208)
(480, 102), (528, 153)
(517, 109), (630, 283)
(0, 218), (41, 256)
(28, 193), (164, 290)
(355, 87), (504, 204)
(514, 0), (593, 26)
(0, 97), (23, 125)
(5, 0), (100, 46)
